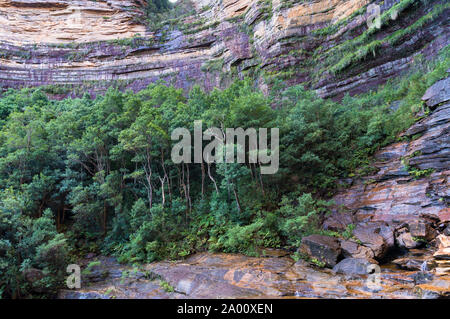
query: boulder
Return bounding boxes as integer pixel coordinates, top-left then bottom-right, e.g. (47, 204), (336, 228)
(353, 222), (394, 259)
(433, 235), (450, 260)
(332, 258), (372, 275)
(299, 235), (341, 268)
(396, 230), (422, 249)
(322, 211), (354, 232)
(409, 221), (437, 241)
(340, 239), (375, 260)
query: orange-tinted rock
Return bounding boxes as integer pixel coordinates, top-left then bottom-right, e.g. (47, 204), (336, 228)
(353, 222), (394, 259)
(59, 249), (450, 299)
(340, 239), (375, 260)
(434, 235), (450, 260)
(332, 100), (449, 226)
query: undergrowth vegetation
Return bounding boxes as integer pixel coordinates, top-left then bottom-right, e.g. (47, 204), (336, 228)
(0, 44), (448, 298)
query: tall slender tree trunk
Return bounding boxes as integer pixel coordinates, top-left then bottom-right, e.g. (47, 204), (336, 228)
(103, 201), (107, 236)
(258, 163), (265, 196)
(159, 176), (166, 206)
(232, 185), (241, 213)
(207, 163), (219, 193)
(186, 164), (192, 213)
(201, 160), (205, 199)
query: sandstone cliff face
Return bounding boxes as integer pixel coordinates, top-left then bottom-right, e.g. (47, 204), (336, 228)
(331, 77), (450, 226)
(0, 0), (448, 98)
(0, 0), (147, 43)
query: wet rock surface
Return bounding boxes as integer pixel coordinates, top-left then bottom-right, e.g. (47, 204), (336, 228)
(58, 248), (450, 299)
(333, 258), (372, 276)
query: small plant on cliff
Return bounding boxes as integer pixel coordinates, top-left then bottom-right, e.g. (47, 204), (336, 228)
(310, 258), (327, 268)
(159, 280), (175, 293)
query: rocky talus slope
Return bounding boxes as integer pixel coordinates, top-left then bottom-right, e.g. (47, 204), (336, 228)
(0, 0), (448, 98)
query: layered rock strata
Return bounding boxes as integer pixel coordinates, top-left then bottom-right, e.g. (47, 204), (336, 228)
(332, 76), (450, 226)
(0, 0), (448, 98)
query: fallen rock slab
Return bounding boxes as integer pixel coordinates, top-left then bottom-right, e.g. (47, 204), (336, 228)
(353, 222), (394, 259)
(396, 230), (423, 249)
(340, 239), (375, 260)
(299, 235), (341, 268)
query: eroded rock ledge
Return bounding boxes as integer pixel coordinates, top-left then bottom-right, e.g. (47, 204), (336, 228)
(0, 0), (448, 98)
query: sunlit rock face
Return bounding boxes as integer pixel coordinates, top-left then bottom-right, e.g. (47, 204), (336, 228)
(0, 0), (147, 44)
(0, 0), (448, 98)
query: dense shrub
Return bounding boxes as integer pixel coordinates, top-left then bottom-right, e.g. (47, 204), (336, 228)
(0, 205), (69, 298)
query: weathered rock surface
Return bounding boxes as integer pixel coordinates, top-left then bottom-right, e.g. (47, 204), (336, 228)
(0, 0), (448, 98)
(392, 248), (439, 272)
(422, 77), (450, 108)
(434, 235), (450, 260)
(0, 0), (147, 44)
(396, 229), (422, 249)
(58, 249), (450, 299)
(340, 239), (375, 260)
(324, 77), (449, 284)
(332, 258), (372, 275)
(299, 234), (341, 267)
(323, 211), (355, 232)
(332, 86), (450, 226)
(352, 222), (395, 260)
(409, 221), (438, 241)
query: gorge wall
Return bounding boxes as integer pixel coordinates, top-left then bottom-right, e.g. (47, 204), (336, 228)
(0, 0), (448, 98)
(329, 77), (449, 226)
